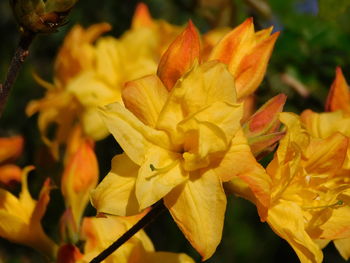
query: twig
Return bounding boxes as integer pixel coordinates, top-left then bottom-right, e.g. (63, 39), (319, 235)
(0, 30), (36, 116)
(89, 200), (166, 263)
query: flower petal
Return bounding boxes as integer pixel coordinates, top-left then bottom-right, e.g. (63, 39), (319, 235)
(136, 146), (187, 209)
(304, 132), (348, 176)
(164, 171), (226, 260)
(219, 129), (271, 219)
(334, 238), (350, 260)
(91, 154), (141, 216)
(267, 200), (323, 263)
(99, 102), (171, 165)
(157, 61), (238, 144)
(179, 101), (243, 161)
(123, 75), (169, 127)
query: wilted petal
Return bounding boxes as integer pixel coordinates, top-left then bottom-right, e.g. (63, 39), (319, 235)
(91, 154), (141, 216)
(123, 75), (169, 127)
(157, 21), (201, 90)
(325, 67), (350, 114)
(164, 171), (226, 261)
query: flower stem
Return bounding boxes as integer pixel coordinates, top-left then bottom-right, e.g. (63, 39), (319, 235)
(89, 200), (166, 263)
(0, 30), (36, 116)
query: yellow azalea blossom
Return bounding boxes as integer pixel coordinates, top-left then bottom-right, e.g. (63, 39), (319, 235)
(263, 112), (350, 263)
(78, 212), (194, 263)
(27, 3), (182, 158)
(0, 136), (24, 186)
(0, 167), (57, 258)
(91, 60), (270, 260)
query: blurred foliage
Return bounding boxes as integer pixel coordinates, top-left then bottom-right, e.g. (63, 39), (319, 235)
(1, 0), (350, 262)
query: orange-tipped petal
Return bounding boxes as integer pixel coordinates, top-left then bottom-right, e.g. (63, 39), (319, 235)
(325, 67), (350, 113)
(234, 32), (279, 99)
(209, 18), (279, 99)
(61, 139), (98, 225)
(244, 94), (287, 137)
(132, 3), (154, 29)
(31, 178), (52, 223)
(209, 18), (255, 66)
(157, 21), (201, 91)
(0, 136), (24, 163)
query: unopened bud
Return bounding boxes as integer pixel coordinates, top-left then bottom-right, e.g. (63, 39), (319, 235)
(10, 0), (79, 33)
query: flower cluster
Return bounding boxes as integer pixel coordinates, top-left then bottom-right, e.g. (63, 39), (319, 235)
(2, 2), (350, 263)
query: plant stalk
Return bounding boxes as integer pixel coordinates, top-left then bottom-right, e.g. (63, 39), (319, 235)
(0, 30), (35, 116)
(89, 200), (166, 263)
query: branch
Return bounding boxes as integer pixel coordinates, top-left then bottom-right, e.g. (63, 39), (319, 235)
(0, 30), (36, 117)
(89, 200), (166, 263)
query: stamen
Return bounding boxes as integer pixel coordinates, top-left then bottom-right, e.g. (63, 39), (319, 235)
(147, 160), (179, 178)
(302, 200), (344, 210)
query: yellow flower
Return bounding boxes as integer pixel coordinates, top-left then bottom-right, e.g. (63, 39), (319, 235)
(78, 211), (194, 263)
(0, 167), (57, 258)
(27, 4), (182, 157)
(91, 59), (269, 260)
(263, 112), (350, 263)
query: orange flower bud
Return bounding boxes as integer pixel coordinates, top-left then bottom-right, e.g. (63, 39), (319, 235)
(325, 67), (350, 114)
(61, 138), (98, 229)
(243, 94), (286, 158)
(157, 21), (201, 90)
(209, 18), (279, 100)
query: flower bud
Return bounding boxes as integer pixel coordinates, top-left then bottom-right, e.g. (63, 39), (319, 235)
(10, 0), (78, 33)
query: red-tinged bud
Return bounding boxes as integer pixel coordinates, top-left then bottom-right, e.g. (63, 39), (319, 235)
(243, 94), (287, 158)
